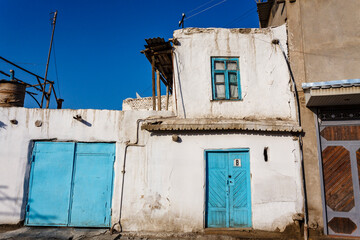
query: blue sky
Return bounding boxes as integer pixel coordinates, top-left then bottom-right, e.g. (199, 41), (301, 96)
(0, 0), (259, 110)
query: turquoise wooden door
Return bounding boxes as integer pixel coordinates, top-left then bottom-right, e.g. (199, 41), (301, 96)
(206, 150), (251, 228)
(26, 142), (75, 226)
(25, 142), (115, 227)
(69, 143), (115, 227)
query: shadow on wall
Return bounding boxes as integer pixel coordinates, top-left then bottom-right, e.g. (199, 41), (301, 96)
(0, 185), (22, 217)
(0, 141), (58, 224)
(0, 121), (7, 130)
(150, 129), (302, 138)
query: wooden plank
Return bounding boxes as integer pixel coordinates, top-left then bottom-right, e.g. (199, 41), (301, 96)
(328, 217), (357, 234)
(45, 83), (53, 108)
(322, 146), (354, 212)
(321, 126), (360, 141)
(152, 56), (156, 110)
(166, 84), (169, 110)
(156, 70), (161, 111)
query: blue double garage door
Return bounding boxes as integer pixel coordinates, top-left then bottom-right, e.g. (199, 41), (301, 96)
(25, 142), (115, 227)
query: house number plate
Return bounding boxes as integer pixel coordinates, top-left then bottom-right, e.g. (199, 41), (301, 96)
(234, 159), (241, 167)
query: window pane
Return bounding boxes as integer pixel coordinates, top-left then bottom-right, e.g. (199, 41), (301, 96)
(229, 72), (237, 84)
(215, 61), (225, 70)
(230, 84), (239, 98)
(215, 84), (225, 99)
(227, 61), (238, 70)
(215, 73), (225, 83)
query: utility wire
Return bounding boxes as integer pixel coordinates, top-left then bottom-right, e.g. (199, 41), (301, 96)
(224, 6), (257, 27)
(139, 83), (153, 96)
(186, 0), (227, 20)
(52, 38), (61, 98)
(186, 0), (218, 14)
(13, 62), (44, 66)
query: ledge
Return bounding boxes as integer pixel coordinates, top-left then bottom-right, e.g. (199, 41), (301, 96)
(141, 118), (302, 133)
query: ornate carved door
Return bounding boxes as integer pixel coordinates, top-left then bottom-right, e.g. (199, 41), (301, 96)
(318, 108), (360, 236)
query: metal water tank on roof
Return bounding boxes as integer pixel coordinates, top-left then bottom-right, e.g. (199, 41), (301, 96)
(0, 80), (26, 107)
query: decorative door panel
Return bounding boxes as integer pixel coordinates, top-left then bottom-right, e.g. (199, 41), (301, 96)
(206, 150), (251, 228)
(229, 152), (251, 227)
(319, 122), (360, 237)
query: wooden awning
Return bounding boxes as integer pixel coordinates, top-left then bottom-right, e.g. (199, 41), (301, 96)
(141, 37), (173, 93)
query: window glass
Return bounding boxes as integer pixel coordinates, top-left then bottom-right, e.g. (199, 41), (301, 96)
(212, 58), (241, 100)
(215, 73), (225, 83)
(216, 84), (226, 99)
(229, 72), (237, 84)
(215, 61), (225, 70)
(227, 62), (238, 70)
(230, 85), (238, 98)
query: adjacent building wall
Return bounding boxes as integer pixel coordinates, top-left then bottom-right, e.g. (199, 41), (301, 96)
(264, 0), (360, 230)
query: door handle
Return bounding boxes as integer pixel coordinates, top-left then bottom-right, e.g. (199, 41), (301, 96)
(227, 180), (234, 186)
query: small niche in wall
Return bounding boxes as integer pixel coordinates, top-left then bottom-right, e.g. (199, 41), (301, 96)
(263, 147), (269, 162)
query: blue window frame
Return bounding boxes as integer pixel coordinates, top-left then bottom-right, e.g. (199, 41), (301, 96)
(211, 58), (241, 100)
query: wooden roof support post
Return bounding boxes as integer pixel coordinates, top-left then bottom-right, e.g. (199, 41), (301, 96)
(156, 70), (161, 111)
(166, 84), (169, 110)
(152, 55), (156, 110)
(45, 82), (53, 108)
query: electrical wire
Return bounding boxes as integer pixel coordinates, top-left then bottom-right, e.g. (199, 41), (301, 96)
(12, 62), (43, 66)
(52, 39), (61, 98)
(249, 35), (360, 60)
(224, 6), (257, 27)
(186, 0), (218, 15)
(139, 83), (153, 96)
(185, 0), (227, 20)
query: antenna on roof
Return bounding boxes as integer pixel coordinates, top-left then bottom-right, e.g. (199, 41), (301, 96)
(41, 10), (58, 108)
(179, 13), (186, 28)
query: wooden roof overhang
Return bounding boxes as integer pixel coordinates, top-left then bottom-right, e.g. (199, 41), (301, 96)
(141, 37), (173, 93)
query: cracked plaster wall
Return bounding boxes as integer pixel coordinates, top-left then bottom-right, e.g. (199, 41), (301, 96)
(173, 24), (295, 121)
(120, 131), (303, 232)
(0, 107), (302, 232)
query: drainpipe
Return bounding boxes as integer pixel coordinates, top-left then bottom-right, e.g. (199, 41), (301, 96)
(110, 119), (145, 234)
(272, 39), (309, 240)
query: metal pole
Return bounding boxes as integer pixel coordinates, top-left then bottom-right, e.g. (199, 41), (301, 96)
(41, 10), (58, 108)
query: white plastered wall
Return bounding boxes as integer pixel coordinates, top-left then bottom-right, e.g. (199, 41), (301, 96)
(172, 24), (295, 120)
(0, 107), (303, 232)
(120, 131), (303, 232)
(0, 107), (173, 225)
(0, 24), (303, 233)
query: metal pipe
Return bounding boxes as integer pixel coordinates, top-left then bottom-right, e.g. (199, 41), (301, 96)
(0, 70), (37, 89)
(273, 39), (309, 240)
(110, 119), (145, 234)
(0, 56), (52, 87)
(9, 70), (14, 81)
(26, 92), (41, 108)
(41, 10), (57, 108)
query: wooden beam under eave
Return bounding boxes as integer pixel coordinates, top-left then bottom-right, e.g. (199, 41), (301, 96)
(152, 55), (156, 110)
(156, 70), (161, 111)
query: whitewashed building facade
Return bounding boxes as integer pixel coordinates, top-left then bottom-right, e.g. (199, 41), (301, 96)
(0, 24), (303, 233)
